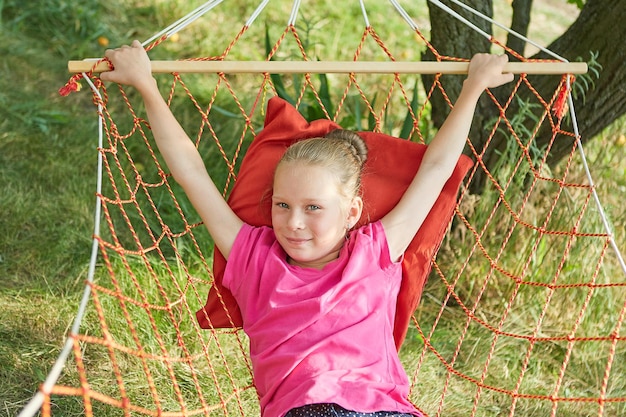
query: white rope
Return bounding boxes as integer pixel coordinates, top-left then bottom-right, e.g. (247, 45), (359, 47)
(426, 0), (491, 40)
(429, 0), (570, 62)
(288, 0), (302, 27)
(245, 0), (272, 27)
(359, 0), (371, 28)
(18, 74), (105, 417)
(142, 0), (225, 47)
(388, 0), (419, 31)
(566, 79), (626, 277)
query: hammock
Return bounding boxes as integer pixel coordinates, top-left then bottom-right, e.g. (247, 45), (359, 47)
(21, 1), (626, 416)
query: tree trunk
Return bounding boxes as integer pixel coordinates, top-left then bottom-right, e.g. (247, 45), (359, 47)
(422, 0), (511, 193)
(421, 0), (493, 128)
(507, 0), (533, 56)
(423, 0), (626, 193)
(529, 0), (626, 167)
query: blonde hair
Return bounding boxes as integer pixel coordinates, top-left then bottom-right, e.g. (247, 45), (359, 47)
(276, 129), (368, 201)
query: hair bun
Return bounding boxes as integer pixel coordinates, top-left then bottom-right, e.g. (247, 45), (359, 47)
(325, 129), (368, 166)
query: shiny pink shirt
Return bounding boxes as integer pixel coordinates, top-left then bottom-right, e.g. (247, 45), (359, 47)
(223, 221), (418, 417)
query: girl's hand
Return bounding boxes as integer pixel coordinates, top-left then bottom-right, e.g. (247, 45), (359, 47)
(465, 53), (515, 92)
(100, 40), (155, 93)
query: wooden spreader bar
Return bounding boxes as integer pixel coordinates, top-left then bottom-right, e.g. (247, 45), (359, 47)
(68, 59), (588, 75)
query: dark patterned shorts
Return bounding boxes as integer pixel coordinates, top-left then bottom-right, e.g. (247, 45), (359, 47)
(285, 403), (416, 417)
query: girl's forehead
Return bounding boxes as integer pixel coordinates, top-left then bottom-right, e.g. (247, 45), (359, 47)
(274, 163), (340, 194)
(275, 161), (325, 180)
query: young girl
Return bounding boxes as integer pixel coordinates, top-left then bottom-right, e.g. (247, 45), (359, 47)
(101, 41), (514, 417)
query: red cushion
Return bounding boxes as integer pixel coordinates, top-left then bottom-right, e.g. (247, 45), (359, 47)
(195, 96), (473, 349)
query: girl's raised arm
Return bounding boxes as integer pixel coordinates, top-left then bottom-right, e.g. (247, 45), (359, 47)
(382, 54), (514, 261)
(101, 41), (243, 259)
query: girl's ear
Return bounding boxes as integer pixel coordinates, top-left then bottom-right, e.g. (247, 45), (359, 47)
(346, 196), (363, 228)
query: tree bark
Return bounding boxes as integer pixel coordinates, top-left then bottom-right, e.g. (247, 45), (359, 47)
(422, 0), (506, 193)
(421, 0), (493, 128)
(529, 0), (626, 167)
(423, 0), (626, 192)
(507, 0), (533, 56)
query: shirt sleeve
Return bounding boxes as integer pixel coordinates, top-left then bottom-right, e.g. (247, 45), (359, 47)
(222, 224), (274, 295)
(365, 220), (401, 272)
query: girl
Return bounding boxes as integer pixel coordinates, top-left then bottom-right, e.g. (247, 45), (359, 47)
(101, 41), (514, 417)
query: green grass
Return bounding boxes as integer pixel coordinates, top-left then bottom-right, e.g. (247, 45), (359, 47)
(2, 1), (625, 417)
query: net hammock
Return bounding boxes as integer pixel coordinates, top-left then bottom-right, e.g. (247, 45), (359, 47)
(21, 0), (626, 416)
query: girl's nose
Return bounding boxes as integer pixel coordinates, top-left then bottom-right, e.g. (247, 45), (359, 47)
(287, 211), (304, 230)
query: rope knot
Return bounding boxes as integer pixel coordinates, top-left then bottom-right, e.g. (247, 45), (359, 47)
(553, 74), (575, 121)
(59, 74), (83, 96)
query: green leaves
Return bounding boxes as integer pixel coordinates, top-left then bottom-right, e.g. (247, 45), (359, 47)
(566, 0), (585, 10)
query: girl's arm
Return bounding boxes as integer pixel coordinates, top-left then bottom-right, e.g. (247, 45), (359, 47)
(382, 53), (514, 261)
(101, 41), (243, 259)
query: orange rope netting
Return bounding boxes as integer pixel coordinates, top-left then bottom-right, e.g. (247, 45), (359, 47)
(24, 1), (626, 417)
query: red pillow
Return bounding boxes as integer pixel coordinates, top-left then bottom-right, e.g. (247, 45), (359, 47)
(195, 97), (473, 349)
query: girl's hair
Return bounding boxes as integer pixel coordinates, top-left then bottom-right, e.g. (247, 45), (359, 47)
(277, 129), (368, 200)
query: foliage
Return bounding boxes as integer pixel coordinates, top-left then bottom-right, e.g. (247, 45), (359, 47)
(1, 0), (113, 57)
(571, 50), (601, 103)
(491, 97), (546, 188)
(566, 0), (585, 9)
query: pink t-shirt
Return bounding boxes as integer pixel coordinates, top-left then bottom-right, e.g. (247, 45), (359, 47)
(223, 221), (418, 417)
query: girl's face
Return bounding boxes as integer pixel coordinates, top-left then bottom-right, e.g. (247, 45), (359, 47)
(271, 162), (362, 269)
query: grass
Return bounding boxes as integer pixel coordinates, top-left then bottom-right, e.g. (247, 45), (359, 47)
(1, 1), (625, 417)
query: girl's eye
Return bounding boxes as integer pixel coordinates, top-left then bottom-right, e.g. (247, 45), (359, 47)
(276, 202), (289, 209)
(307, 205), (321, 211)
